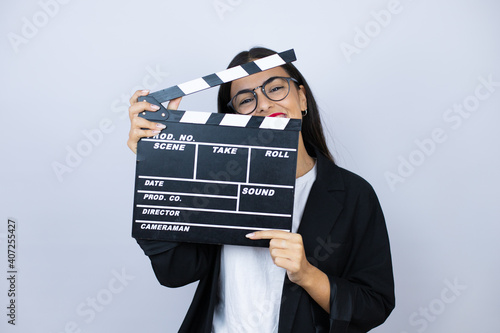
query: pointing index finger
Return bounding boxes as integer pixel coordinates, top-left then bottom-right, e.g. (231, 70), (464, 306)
(246, 230), (291, 240)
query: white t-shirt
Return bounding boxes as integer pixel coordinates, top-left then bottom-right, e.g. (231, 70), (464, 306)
(212, 162), (317, 332)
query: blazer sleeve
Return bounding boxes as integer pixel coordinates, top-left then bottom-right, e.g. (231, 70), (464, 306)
(327, 184), (395, 332)
(136, 238), (219, 288)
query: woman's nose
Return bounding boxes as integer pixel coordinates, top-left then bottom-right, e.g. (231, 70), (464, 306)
(254, 89), (273, 116)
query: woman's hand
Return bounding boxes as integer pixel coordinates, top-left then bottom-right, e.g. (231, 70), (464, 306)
(246, 230), (312, 284)
(127, 89), (182, 154)
(247, 230), (331, 313)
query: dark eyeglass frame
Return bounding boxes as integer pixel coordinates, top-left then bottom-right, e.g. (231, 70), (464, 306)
(227, 76), (299, 115)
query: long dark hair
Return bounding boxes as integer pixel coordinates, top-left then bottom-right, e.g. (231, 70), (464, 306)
(217, 47), (333, 162)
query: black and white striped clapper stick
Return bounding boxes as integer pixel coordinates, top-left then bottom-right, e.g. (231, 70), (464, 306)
(133, 49), (301, 246)
(138, 49), (296, 109)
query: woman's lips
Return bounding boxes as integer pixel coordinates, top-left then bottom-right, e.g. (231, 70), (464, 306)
(268, 112), (286, 118)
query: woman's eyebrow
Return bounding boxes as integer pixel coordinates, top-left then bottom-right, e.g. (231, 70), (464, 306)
(232, 84), (257, 97)
(233, 77), (275, 96)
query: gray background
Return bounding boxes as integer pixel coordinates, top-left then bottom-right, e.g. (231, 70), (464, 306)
(1, 0), (499, 332)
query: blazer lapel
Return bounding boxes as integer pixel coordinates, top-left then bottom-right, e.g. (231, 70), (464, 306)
(300, 151), (345, 257)
(279, 151), (345, 332)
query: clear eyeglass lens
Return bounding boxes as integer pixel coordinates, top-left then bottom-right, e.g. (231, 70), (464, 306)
(233, 92), (256, 114)
(232, 77), (291, 114)
(264, 77), (289, 100)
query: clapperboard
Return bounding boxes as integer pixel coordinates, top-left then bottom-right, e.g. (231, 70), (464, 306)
(132, 49), (301, 247)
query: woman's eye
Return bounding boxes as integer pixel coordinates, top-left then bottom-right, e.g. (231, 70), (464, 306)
(268, 85), (285, 93)
(239, 97), (254, 105)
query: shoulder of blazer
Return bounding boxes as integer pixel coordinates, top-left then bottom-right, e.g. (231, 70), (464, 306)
(314, 148), (377, 197)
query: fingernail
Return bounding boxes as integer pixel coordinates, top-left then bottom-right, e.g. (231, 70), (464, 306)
(142, 89), (150, 94)
(156, 123), (166, 129)
(151, 104), (160, 110)
(245, 233), (255, 238)
(152, 130), (161, 134)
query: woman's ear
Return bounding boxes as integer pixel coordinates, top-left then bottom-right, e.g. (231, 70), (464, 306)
(298, 85), (307, 111)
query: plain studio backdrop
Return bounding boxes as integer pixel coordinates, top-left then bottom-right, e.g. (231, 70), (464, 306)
(1, 0), (499, 332)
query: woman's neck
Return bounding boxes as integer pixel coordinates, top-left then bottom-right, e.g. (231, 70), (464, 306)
(296, 133), (315, 178)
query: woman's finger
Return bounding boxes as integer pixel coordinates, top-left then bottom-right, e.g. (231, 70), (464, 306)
(246, 230), (292, 241)
(130, 118), (166, 140)
(129, 101), (161, 120)
(129, 89), (150, 105)
(269, 238), (288, 249)
(166, 97), (182, 110)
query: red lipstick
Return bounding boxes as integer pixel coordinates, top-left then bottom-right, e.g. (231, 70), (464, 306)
(268, 112), (286, 118)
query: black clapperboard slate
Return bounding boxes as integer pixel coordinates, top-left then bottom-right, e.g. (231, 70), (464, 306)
(132, 49), (301, 247)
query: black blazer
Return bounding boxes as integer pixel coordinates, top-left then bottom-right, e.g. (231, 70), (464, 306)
(137, 149), (395, 332)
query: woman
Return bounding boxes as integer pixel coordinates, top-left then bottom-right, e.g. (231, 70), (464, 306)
(128, 47), (395, 332)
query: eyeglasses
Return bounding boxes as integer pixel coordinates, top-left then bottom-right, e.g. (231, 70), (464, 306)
(227, 76), (299, 115)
